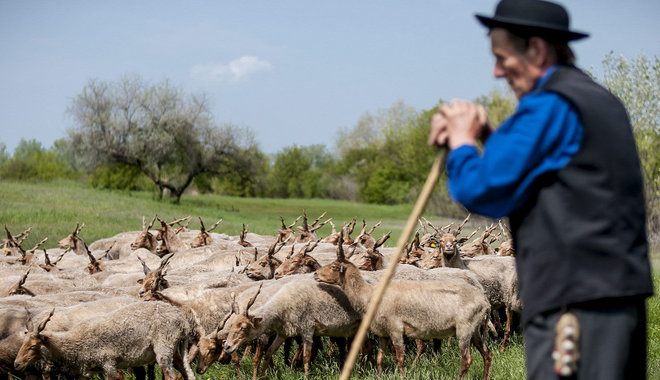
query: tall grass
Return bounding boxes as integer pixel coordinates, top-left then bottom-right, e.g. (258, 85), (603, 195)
(1, 180), (658, 379)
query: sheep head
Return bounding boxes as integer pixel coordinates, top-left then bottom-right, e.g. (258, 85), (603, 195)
(237, 224), (253, 248)
(497, 239), (515, 257)
(355, 219), (383, 249)
(314, 228), (358, 287)
(155, 217), (189, 255)
(244, 241), (283, 280)
(6, 269), (35, 297)
(275, 215), (301, 245)
(84, 243), (110, 274)
(273, 240), (321, 279)
(191, 217), (222, 248)
(14, 308), (54, 371)
(3, 225), (28, 256)
(314, 256), (361, 289)
(223, 285), (263, 354)
(131, 215), (157, 251)
(196, 310), (233, 374)
(39, 249), (60, 272)
(137, 253), (173, 299)
(349, 231), (390, 271)
(57, 223), (85, 255)
(433, 232), (469, 268)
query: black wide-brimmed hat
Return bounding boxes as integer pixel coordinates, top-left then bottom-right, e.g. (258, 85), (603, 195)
(475, 0), (589, 41)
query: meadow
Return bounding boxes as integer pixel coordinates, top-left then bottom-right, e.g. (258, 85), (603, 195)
(1, 180), (658, 379)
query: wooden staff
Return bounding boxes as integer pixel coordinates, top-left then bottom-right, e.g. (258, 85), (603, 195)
(338, 149), (448, 380)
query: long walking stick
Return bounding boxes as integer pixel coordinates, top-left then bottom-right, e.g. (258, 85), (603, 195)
(338, 148), (448, 380)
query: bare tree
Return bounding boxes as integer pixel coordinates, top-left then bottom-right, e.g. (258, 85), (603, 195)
(67, 75), (257, 202)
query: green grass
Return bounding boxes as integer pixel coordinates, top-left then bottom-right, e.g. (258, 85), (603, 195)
(1, 180), (658, 379)
(0, 179), (428, 251)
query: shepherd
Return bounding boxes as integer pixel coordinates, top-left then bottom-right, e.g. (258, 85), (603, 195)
(428, 0), (654, 379)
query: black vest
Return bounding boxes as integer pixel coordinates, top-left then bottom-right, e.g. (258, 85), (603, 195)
(509, 65), (653, 323)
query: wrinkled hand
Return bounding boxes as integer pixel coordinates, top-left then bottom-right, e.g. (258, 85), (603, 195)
(428, 112), (449, 147)
(428, 100), (489, 149)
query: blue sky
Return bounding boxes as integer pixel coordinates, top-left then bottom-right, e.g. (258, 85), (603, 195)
(1, 0), (658, 155)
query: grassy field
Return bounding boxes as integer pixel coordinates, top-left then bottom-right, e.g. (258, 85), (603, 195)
(1, 180), (658, 379)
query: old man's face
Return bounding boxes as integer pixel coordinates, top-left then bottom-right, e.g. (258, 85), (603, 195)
(490, 28), (543, 99)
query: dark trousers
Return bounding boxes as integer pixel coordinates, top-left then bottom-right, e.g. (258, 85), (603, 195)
(523, 298), (647, 380)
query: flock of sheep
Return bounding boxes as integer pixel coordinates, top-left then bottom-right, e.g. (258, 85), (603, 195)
(0, 210), (520, 380)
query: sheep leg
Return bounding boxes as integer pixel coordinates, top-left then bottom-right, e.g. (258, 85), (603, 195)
(376, 337), (389, 377)
(411, 339), (426, 367)
(362, 336), (377, 368)
(173, 345), (195, 380)
(310, 335), (322, 363)
(302, 339), (314, 380)
(432, 338), (443, 355)
(282, 337), (293, 366)
(147, 364), (155, 380)
(291, 338), (303, 368)
(132, 366), (147, 380)
(500, 308), (512, 353)
(259, 335), (286, 379)
(330, 337), (347, 367)
(457, 336), (473, 380)
(390, 337), (406, 378)
(252, 342), (264, 380)
(471, 331), (493, 380)
(226, 351), (242, 380)
(155, 350), (177, 380)
(327, 337), (336, 357)
(242, 343), (253, 360)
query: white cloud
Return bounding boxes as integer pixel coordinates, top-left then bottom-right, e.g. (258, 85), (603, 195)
(191, 56), (272, 83)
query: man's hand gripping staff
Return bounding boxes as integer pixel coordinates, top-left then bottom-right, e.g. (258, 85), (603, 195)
(428, 100), (492, 149)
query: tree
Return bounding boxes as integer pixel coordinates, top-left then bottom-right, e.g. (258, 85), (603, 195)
(591, 53), (660, 240)
(474, 85), (517, 127)
(0, 142), (9, 166)
(265, 144), (334, 198)
(67, 76), (256, 203)
(334, 100), (422, 203)
(0, 139), (74, 181)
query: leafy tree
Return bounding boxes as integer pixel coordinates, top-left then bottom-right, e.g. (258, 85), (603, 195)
(475, 85), (517, 127)
(335, 100), (421, 203)
(591, 53), (660, 240)
(212, 145), (268, 197)
(266, 144), (334, 198)
(0, 139), (74, 181)
(12, 139), (44, 162)
(0, 142), (8, 166)
(88, 163), (149, 191)
(67, 75), (257, 203)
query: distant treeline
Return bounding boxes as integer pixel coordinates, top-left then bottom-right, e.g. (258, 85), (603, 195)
(1, 53), (657, 239)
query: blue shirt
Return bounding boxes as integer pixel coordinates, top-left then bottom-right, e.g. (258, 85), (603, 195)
(446, 67), (583, 218)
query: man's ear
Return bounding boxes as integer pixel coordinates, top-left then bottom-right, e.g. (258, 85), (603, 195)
(526, 37), (548, 66)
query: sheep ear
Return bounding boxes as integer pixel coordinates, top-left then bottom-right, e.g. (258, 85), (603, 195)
(251, 317), (263, 326)
(458, 237), (468, 244)
(136, 279), (144, 284)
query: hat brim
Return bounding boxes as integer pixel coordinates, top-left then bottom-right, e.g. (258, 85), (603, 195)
(475, 14), (589, 41)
